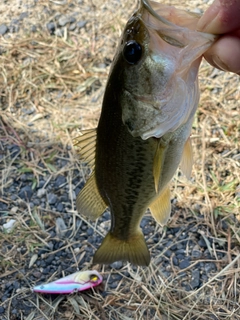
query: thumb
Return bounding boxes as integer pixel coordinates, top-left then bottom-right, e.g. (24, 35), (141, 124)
(197, 0), (240, 34)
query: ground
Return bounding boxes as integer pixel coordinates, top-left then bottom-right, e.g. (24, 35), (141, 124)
(0, 0), (239, 319)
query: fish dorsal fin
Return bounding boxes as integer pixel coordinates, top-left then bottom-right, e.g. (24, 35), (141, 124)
(153, 140), (166, 193)
(149, 186), (171, 226)
(180, 137), (193, 179)
(76, 172), (107, 220)
(74, 129), (96, 169)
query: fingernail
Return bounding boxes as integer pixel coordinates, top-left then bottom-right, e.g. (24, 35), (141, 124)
(197, 15), (220, 33)
(197, 0), (222, 34)
(212, 54), (229, 71)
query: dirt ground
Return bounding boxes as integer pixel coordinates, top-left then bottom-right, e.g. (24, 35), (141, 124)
(0, 0), (239, 319)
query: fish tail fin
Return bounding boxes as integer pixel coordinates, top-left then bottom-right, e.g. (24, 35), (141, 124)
(93, 230), (150, 266)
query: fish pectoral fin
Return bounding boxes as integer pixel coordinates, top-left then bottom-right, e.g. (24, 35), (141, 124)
(180, 137), (193, 179)
(73, 129), (96, 169)
(153, 140), (166, 193)
(93, 230), (150, 266)
(76, 172), (107, 220)
(149, 186), (171, 226)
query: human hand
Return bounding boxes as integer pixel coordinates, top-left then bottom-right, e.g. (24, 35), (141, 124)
(197, 0), (240, 75)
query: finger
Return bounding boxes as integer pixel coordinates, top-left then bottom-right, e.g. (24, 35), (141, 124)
(197, 0), (240, 34)
(203, 33), (240, 74)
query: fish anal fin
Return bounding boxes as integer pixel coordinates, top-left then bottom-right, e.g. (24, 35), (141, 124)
(93, 230), (150, 266)
(74, 129), (96, 169)
(149, 187), (171, 226)
(180, 137), (193, 179)
(76, 172), (107, 220)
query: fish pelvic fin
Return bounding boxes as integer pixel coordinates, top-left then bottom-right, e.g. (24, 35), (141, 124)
(149, 186), (171, 226)
(180, 137), (193, 179)
(73, 129), (96, 169)
(93, 230), (150, 266)
(153, 140), (166, 193)
(76, 172), (107, 220)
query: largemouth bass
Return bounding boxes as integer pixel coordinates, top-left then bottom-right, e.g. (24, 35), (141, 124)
(74, 0), (216, 266)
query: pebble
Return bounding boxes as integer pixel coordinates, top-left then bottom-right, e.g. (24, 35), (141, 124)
(47, 193), (58, 205)
(19, 185), (33, 200)
(77, 20), (87, 29)
(0, 1), (238, 318)
(192, 245), (202, 258)
(55, 28), (64, 37)
(37, 188), (46, 198)
(31, 25), (37, 32)
(56, 202), (64, 212)
(55, 175), (67, 188)
(190, 269), (200, 289)
(0, 24), (8, 35)
(56, 217), (67, 237)
(179, 258), (191, 269)
(46, 22), (56, 34)
(19, 12), (28, 20)
(58, 15), (76, 26)
(110, 261), (123, 269)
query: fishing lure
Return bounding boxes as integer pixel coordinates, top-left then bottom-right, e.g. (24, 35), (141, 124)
(33, 270), (102, 294)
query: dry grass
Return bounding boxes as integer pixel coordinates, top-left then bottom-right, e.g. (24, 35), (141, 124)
(0, 0), (239, 319)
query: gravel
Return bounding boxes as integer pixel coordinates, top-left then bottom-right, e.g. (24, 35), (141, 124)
(0, 0), (239, 319)
(0, 24), (8, 35)
(0, 1), (92, 38)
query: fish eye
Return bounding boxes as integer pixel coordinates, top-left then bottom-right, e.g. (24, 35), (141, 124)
(89, 274), (99, 283)
(123, 40), (142, 65)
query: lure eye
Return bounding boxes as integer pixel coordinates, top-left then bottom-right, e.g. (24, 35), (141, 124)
(123, 40), (142, 64)
(89, 274), (99, 283)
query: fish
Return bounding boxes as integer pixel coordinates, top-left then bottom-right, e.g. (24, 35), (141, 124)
(74, 0), (216, 266)
(33, 270), (102, 294)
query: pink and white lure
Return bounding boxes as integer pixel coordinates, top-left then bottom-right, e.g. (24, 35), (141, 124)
(33, 270), (102, 294)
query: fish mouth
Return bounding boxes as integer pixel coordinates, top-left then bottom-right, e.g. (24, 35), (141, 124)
(139, 0), (217, 44)
(140, 0), (176, 27)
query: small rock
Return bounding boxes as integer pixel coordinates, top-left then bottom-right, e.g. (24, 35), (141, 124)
(31, 25), (37, 32)
(87, 228), (93, 236)
(32, 271), (42, 278)
(56, 217), (67, 237)
(11, 19), (19, 25)
(58, 15), (76, 27)
(0, 306), (5, 314)
(37, 188), (46, 198)
(205, 262), (217, 273)
(47, 193), (58, 205)
(19, 185), (33, 200)
(69, 23), (76, 31)
(190, 269), (200, 289)
(164, 250), (172, 258)
(3, 219), (16, 233)
(192, 244), (202, 258)
(19, 12), (28, 20)
(55, 175), (66, 188)
(77, 20), (87, 29)
(198, 237), (208, 248)
(56, 202), (63, 212)
(13, 281), (20, 289)
(179, 258), (190, 269)
(110, 261), (123, 269)
(172, 256), (178, 266)
(55, 28), (64, 37)
(9, 25), (19, 33)
(20, 174), (28, 181)
(46, 22), (56, 34)
(0, 24), (8, 35)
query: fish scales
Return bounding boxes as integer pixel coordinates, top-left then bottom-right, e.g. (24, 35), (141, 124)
(74, 0), (216, 266)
